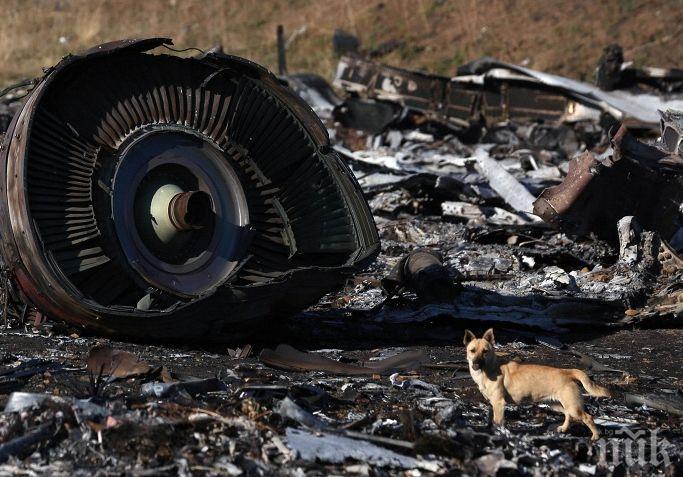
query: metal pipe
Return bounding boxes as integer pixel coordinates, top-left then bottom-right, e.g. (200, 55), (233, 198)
(168, 190), (213, 230)
(277, 25), (287, 75)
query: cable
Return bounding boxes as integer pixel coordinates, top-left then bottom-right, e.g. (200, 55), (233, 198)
(161, 45), (206, 55)
(0, 79), (35, 99)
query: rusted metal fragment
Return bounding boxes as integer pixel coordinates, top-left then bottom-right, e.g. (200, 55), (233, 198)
(533, 125), (683, 242)
(381, 249), (456, 302)
(532, 151), (601, 231)
(458, 57), (683, 129)
(333, 55), (570, 129)
(634, 282), (683, 324)
(86, 347), (151, 379)
(0, 39), (380, 341)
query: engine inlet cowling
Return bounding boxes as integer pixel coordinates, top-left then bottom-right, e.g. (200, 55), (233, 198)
(0, 38), (379, 341)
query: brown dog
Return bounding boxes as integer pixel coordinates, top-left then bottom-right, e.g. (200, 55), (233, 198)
(463, 328), (611, 440)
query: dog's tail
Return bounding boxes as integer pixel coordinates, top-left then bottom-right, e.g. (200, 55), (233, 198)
(569, 369), (612, 398)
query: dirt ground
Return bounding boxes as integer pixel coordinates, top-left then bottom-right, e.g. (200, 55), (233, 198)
(1, 312), (681, 475)
(2, 324), (682, 401)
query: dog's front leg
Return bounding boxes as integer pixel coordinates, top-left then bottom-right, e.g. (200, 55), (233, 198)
(492, 398), (506, 427)
(486, 402), (494, 428)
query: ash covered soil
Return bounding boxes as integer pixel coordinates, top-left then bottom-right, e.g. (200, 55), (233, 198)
(0, 324), (681, 476)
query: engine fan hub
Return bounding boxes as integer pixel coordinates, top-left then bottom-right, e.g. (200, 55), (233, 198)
(167, 190), (213, 231)
(111, 129), (250, 297)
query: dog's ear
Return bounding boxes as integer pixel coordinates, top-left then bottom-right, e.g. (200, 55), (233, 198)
(463, 329), (476, 345)
(482, 328), (495, 345)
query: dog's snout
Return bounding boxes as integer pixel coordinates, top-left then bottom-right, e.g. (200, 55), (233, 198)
(472, 358), (484, 370)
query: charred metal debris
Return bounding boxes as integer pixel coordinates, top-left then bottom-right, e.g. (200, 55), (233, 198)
(0, 37), (679, 337)
(0, 38), (379, 341)
(282, 55), (683, 336)
(0, 35), (682, 476)
(280, 46), (682, 331)
(330, 53), (683, 132)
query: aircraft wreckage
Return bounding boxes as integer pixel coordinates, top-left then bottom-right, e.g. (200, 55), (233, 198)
(0, 38), (681, 343)
(0, 38), (379, 340)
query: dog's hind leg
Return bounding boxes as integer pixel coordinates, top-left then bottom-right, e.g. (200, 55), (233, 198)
(556, 385), (581, 435)
(559, 386), (600, 441)
(547, 401), (571, 433)
(580, 411), (600, 441)
(557, 411), (571, 433)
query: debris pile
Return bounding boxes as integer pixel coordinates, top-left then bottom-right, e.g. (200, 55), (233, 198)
(0, 38), (681, 474)
(285, 52), (683, 332)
